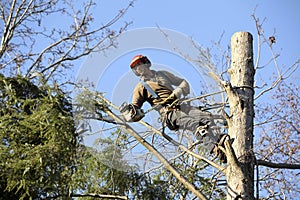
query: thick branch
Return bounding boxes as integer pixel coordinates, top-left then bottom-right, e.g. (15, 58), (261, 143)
(71, 193), (128, 199)
(257, 160), (300, 169)
(224, 140), (239, 169)
(139, 120), (225, 172)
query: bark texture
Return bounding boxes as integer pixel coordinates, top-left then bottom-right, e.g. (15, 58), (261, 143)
(225, 32), (255, 200)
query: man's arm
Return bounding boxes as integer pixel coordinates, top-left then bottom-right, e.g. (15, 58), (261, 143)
(160, 70), (190, 98)
(131, 83), (148, 108)
(173, 79), (190, 97)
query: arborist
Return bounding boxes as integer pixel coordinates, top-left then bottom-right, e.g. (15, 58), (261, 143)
(120, 54), (226, 161)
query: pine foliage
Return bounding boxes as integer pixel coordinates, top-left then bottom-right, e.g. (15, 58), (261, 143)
(0, 74), (78, 199)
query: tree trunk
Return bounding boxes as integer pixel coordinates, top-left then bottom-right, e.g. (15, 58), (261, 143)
(225, 32), (255, 200)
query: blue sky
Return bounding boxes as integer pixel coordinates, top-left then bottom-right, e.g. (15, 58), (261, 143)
(72, 1), (300, 193)
(95, 0), (300, 59)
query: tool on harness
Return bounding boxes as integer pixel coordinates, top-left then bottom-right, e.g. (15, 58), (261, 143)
(140, 81), (185, 132)
(195, 124), (209, 137)
(195, 122), (221, 154)
(119, 102), (145, 122)
(140, 79), (178, 114)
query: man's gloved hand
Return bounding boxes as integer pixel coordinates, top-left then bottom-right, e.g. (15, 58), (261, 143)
(159, 88), (182, 106)
(119, 102), (145, 122)
(172, 87), (183, 98)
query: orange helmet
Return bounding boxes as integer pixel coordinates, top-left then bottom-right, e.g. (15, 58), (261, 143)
(130, 55), (151, 68)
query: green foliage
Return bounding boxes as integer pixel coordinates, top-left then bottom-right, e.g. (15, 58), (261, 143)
(0, 77), (172, 199)
(1, 75), (224, 199)
(0, 74), (79, 199)
(71, 135), (172, 200)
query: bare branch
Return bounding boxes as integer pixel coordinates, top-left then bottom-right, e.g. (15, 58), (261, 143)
(0, 0), (134, 85)
(254, 59), (299, 100)
(257, 160), (300, 169)
(251, 13), (300, 101)
(139, 120), (225, 172)
(71, 193), (128, 199)
(92, 90), (230, 199)
(224, 140), (239, 169)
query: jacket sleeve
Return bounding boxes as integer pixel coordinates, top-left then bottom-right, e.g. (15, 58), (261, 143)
(131, 83), (148, 108)
(160, 70), (190, 97)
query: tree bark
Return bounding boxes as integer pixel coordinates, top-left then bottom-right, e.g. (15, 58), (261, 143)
(225, 32), (255, 200)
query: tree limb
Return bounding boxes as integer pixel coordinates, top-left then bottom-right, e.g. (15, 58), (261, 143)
(257, 160), (300, 169)
(139, 120), (225, 172)
(70, 193), (128, 199)
(93, 90), (225, 172)
(224, 140), (239, 169)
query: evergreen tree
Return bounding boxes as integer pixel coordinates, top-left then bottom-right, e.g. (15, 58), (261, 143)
(0, 75), (78, 199)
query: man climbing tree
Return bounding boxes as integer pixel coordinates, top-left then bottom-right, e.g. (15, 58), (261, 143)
(120, 54), (227, 162)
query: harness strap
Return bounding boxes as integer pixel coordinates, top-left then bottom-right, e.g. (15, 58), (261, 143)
(159, 105), (180, 132)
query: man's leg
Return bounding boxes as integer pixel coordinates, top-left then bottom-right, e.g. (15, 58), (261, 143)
(166, 109), (219, 153)
(188, 108), (230, 162)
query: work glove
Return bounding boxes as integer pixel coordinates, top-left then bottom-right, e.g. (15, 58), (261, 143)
(166, 87), (182, 101)
(172, 87), (183, 98)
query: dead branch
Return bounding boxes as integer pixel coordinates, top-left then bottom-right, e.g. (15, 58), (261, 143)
(71, 193), (128, 199)
(257, 160), (300, 169)
(139, 120), (225, 172)
(251, 13), (300, 100)
(224, 140), (239, 169)
(0, 0), (134, 84)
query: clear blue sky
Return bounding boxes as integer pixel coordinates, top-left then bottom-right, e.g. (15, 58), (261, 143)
(95, 0), (299, 60)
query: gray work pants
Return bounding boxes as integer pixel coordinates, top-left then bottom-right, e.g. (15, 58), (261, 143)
(165, 107), (210, 131)
(165, 107), (219, 152)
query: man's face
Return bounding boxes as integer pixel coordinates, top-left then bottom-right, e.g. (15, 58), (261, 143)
(133, 64), (152, 77)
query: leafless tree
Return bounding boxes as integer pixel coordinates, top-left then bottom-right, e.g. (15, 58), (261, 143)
(0, 0), (134, 199)
(0, 0), (133, 83)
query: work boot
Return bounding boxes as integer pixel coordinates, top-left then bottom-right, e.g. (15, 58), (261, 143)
(212, 134), (232, 163)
